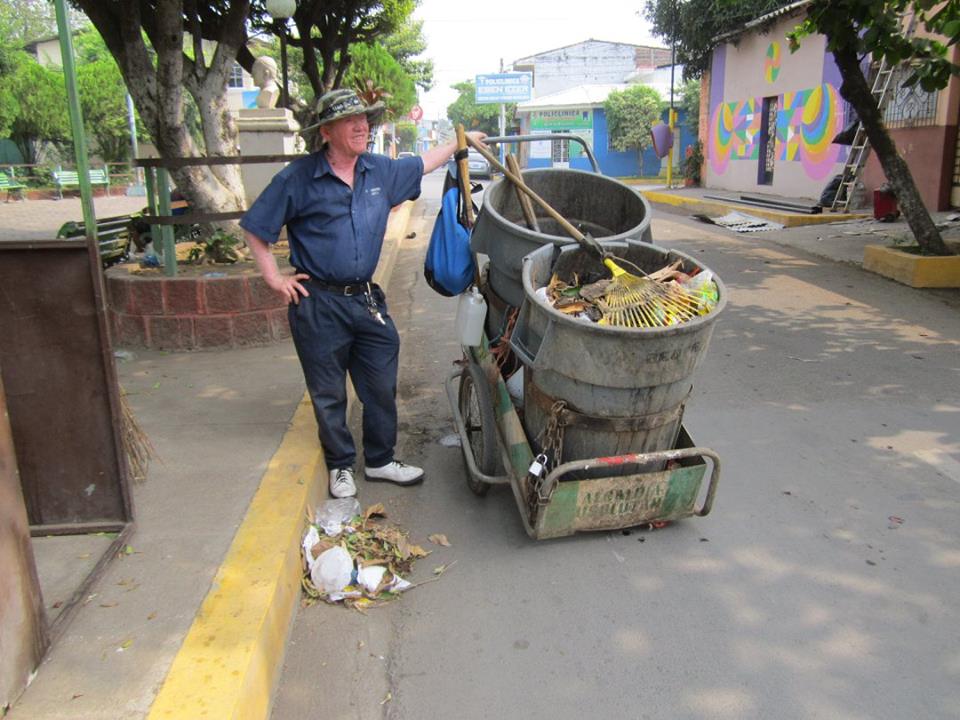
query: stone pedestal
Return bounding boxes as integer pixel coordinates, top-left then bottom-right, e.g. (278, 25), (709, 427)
(236, 108), (303, 207)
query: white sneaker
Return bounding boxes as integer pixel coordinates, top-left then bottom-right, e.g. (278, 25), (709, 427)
(329, 468), (357, 498)
(364, 460), (424, 486)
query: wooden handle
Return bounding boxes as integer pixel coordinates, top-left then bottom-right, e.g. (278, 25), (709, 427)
(506, 153), (539, 232)
(455, 124), (474, 227)
(464, 134), (586, 243)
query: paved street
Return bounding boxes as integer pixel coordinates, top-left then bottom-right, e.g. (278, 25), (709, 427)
(270, 175), (960, 719)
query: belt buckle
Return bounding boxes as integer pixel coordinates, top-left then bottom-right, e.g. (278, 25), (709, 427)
(343, 284), (357, 296)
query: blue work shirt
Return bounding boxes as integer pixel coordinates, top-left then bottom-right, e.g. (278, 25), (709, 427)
(241, 152), (423, 283)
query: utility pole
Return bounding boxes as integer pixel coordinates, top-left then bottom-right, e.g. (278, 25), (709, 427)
(54, 0), (96, 238)
(666, 0), (677, 188)
(499, 58), (506, 165)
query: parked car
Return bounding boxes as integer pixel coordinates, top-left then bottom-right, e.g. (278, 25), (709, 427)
(467, 149), (491, 178)
(397, 151), (415, 159)
(444, 148), (495, 180)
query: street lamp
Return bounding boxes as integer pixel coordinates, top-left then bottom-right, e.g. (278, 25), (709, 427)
(266, 0), (296, 108)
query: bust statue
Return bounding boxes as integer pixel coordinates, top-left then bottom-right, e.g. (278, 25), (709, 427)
(251, 56), (280, 109)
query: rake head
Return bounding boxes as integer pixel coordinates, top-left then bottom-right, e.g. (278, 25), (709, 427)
(597, 258), (703, 328)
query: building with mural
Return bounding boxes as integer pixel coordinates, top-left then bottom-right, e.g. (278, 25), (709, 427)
(511, 40), (693, 177)
(704, 3), (960, 209)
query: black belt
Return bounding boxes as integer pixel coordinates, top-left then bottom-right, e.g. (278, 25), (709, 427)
(300, 276), (379, 296)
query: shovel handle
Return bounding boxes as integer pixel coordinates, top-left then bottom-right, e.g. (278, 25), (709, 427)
(464, 135), (588, 245)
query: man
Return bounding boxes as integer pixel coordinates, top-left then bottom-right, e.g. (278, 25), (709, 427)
(242, 88), (484, 499)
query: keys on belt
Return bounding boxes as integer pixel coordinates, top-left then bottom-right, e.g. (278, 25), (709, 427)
(363, 282), (385, 325)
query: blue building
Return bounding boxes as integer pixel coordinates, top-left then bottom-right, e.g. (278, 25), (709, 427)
(515, 80), (695, 179)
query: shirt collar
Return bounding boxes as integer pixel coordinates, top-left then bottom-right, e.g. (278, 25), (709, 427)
(313, 151), (374, 179)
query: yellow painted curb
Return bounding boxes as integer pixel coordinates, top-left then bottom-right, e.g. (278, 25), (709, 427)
(146, 199), (415, 720)
(640, 189), (866, 228)
(863, 244), (960, 288)
(147, 397), (323, 720)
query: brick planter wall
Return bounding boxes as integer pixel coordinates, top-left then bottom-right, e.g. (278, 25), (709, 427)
(106, 269), (290, 350)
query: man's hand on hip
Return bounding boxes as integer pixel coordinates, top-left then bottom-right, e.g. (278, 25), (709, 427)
(266, 272), (310, 305)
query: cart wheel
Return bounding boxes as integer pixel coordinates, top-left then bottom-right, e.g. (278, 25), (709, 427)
(457, 362), (498, 496)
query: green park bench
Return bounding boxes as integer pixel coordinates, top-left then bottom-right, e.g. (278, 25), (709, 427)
(52, 167), (110, 199)
(57, 214), (133, 267)
(0, 171), (26, 202)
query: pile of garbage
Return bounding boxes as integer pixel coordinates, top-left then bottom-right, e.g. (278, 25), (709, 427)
(537, 260), (719, 327)
(301, 499), (451, 611)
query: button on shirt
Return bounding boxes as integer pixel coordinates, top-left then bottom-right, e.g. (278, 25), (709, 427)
(241, 152), (424, 283)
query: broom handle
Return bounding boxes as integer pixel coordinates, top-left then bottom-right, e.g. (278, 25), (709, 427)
(506, 153), (539, 232)
(465, 135), (590, 247)
(455, 124), (475, 227)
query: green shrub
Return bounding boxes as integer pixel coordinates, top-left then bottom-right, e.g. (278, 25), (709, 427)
(186, 229), (241, 265)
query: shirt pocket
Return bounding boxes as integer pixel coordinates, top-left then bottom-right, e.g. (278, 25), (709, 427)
(362, 188), (390, 238)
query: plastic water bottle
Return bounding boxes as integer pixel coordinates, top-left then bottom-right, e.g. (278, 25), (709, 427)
(456, 286), (487, 347)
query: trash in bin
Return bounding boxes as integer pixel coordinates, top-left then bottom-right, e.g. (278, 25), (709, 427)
(539, 260), (720, 328)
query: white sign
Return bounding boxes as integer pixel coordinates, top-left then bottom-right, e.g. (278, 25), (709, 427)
(529, 130), (552, 159)
(475, 73), (533, 104)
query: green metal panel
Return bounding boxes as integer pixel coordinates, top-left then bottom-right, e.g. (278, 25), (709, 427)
(537, 459), (707, 537)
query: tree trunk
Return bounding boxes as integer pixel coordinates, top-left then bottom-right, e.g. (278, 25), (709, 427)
(76, 0), (248, 226)
(831, 41), (953, 255)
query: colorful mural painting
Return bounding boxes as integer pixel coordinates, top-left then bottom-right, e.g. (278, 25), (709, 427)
(764, 43), (781, 83)
(709, 83), (845, 179)
(708, 99), (761, 174)
(777, 83), (845, 180)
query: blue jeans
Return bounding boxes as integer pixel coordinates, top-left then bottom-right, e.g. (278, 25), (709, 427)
(288, 286), (399, 470)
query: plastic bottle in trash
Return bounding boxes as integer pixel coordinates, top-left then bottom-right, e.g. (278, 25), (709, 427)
(455, 286), (487, 347)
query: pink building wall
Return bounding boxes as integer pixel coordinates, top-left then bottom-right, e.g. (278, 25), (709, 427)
(705, 12), (848, 200)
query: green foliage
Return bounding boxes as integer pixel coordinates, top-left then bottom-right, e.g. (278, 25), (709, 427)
(394, 119), (417, 151)
(604, 84), (662, 154)
(446, 80), (506, 135)
(381, 17), (434, 92)
(345, 42), (416, 118)
(0, 0), (82, 46)
(5, 56), (70, 163)
(679, 79), (701, 137)
(644, 0), (793, 80)
(76, 29), (146, 162)
(788, 0), (960, 92)
(0, 46), (20, 137)
(248, 0), (418, 98)
(186, 229), (241, 265)
(683, 139), (703, 184)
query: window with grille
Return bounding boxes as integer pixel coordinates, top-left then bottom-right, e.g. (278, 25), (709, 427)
(228, 62), (244, 89)
(883, 65), (938, 128)
(551, 131), (569, 163)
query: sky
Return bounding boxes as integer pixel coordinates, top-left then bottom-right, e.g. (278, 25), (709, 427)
(412, 0), (663, 121)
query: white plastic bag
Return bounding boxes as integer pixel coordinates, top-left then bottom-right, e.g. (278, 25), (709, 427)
(316, 497), (361, 537)
(357, 565), (388, 593)
(312, 545), (355, 594)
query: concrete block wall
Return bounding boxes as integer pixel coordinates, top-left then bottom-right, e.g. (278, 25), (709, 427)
(107, 272), (290, 351)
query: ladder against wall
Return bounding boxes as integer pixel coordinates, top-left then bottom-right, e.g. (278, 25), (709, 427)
(830, 14), (918, 212)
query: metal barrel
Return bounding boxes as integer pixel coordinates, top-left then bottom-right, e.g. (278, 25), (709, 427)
(510, 240), (726, 465)
(471, 168), (653, 309)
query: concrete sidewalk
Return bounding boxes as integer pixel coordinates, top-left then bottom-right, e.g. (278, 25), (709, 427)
(8, 201), (414, 720)
(635, 184), (865, 227)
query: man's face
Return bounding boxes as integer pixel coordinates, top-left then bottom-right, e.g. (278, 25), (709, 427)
(322, 113), (369, 156)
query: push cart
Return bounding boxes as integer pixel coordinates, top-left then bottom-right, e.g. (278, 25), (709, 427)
(444, 133), (723, 540)
(446, 336), (720, 540)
